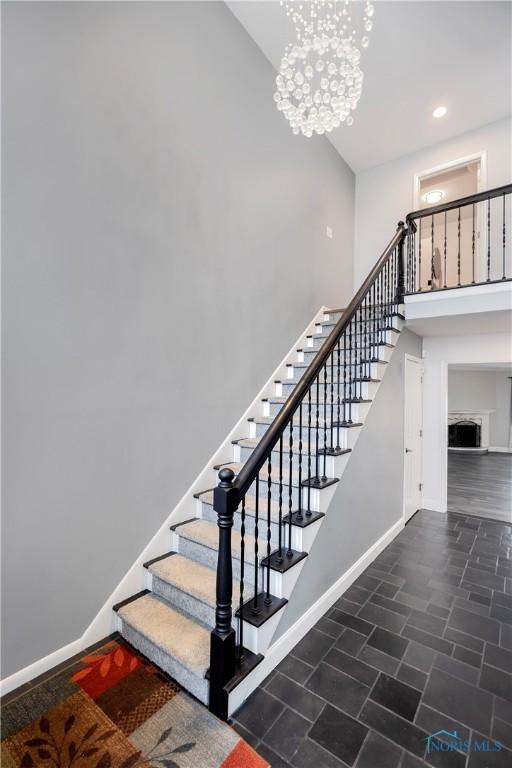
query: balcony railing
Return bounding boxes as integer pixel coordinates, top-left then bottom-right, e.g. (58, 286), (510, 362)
(405, 183), (512, 293)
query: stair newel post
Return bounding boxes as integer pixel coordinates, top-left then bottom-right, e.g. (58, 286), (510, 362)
(209, 467), (238, 721)
(397, 221), (406, 304)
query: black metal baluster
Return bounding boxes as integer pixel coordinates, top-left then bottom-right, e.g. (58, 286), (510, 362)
(252, 473), (259, 614)
(364, 294), (370, 380)
(336, 340), (341, 451)
(315, 374), (320, 480)
(487, 197), (491, 281)
(472, 203), (476, 284)
(443, 210), (447, 288)
(306, 388), (312, 517)
(265, 455), (272, 605)
(371, 281), (377, 362)
(355, 307), (361, 402)
(330, 349), (334, 451)
(413, 226), (417, 292)
(359, 304), (364, 398)
(322, 363), (328, 480)
(287, 418), (293, 556)
(277, 434), (283, 562)
(343, 330), (347, 423)
(238, 496), (245, 660)
(418, 218), (422, 291)
(430, 214), (435, 289)
(503, 192), (506, 279)
(297, 403), (303, 522)
(407, 227), (412, 292)
(348, 320), (353, 424)
(457, 207), (461, 286)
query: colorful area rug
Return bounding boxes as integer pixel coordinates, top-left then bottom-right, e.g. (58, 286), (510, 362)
(1, 637), (268, 768)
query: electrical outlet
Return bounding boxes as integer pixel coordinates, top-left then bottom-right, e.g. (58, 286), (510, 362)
(326, 225), (333, 239)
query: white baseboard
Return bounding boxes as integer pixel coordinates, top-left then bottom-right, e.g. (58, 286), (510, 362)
(1, 306), (331, 699)
(488, 446), (512, 454)
(0, 638), (84, 697)
(228, 515), (404, 715)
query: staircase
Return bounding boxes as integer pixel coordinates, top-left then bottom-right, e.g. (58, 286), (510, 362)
(112, 222), (408, 720)
(114, 306), (404, 711)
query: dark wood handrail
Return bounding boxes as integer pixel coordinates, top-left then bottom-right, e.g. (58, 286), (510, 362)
(406, 183), (512, 224)
(233, 221), (407, 500)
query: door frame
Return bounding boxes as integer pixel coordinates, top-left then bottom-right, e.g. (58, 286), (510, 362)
(412, 150), (487, 210)
(412, 152), (488, 285)
(403, 353), (424, 523)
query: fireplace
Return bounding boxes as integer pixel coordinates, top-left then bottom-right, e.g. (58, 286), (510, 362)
(448, 410), (490, 454)
(448, 420), (481, 448)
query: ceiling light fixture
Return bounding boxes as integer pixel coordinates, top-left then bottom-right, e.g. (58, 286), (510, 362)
(433, 105), (447, 119)
(423, 190), (445, 205)
(274, 0), (374, 137)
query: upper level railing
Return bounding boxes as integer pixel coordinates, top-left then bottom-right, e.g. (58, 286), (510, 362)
(405, 183), (512, 293)
(208, 220), (407, 719)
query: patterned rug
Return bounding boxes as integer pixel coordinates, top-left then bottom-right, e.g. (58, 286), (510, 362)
(0, 637), (268, 768)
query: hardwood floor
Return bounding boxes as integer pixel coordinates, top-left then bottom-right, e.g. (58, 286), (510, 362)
(448, 451), (512, 523)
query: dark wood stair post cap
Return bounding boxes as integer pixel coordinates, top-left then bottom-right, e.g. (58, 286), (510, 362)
(218, 467), (235, 487)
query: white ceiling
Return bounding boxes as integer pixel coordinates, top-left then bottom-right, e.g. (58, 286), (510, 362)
(227, 1), (512, 172)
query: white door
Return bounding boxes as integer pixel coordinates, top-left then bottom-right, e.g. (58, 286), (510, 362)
(404, 356), (423, 522)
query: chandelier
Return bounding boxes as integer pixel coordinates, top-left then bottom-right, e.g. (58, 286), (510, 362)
(274, 0), (374, 137)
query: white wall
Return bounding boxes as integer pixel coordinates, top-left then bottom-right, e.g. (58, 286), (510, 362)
(448, 368), (511, 449)
(422, 333), (512, 513)
(354, 117), (512, 289)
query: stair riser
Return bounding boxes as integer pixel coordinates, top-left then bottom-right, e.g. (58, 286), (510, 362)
(236, 445), (337, 475)
(300, 335), (395, 363)
(296, 343), (394, 367)
(290, 362), (386, 380)
(149, 573), (273, 656)
(119, 620), (209, 705)
(151, 574), (215, 629)
(309, 328), (400, 351)
(200, 500), (305, 550)
(176, 535), (258, 587)
(260, 403), (370, 426)
(253, 422), (355, 448)
(276, 380), (378, 399)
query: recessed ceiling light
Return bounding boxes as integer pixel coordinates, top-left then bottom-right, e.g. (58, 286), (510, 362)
(433, 106), (447, 119)
(423, 189), (445, 205)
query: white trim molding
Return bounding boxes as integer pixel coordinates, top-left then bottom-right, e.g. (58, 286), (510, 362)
(412, 150), (487, 210)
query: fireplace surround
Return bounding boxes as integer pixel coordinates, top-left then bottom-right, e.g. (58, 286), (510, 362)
(448, 410), (491, 454)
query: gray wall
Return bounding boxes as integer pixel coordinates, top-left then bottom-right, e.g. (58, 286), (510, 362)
(275, 329), (422, 638)
(2, 1), (355, 677)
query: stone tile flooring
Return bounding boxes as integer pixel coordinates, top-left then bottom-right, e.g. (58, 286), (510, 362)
(232, 509), (512, 767)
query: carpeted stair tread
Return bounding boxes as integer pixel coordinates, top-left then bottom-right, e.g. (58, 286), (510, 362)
(117, 593), (210, 681)
(177, 519), (256, 564)
(149, 554), (240, 610)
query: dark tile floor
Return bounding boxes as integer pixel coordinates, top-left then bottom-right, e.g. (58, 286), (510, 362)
(232, 509), (512, 768)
